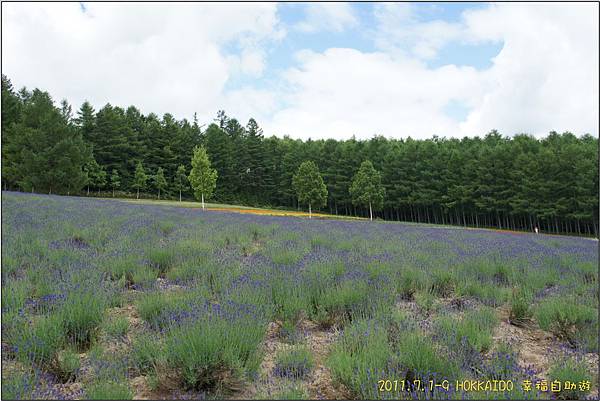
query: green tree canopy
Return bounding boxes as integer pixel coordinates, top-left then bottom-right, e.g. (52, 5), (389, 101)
(84, 158), (106, 195)
(132, 161), (147, 199)
(110, 169), (120, 197)
(292, 160), (328, 219)
(188, 145), (217, 209)
(350, 160), (385, 221)
(154, 167), (167, 199)
(173, 164), (188, 202)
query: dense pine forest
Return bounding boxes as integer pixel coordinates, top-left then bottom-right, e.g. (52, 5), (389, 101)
(1, 75), (598, 236)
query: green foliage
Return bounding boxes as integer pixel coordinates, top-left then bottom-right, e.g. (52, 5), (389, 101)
(110, 169), (121, 193)
(292, 160), (328, 212)
(535, 296), (597, 347)
(164, 315), (265, 390)
(173, 164), (189, 200)
(2, 75), (598, 237)
(132, 161), (147, 195)
(414, 290), (438, 314)
(548, 355), (591, 400)
(86, 381), (133, 400)
(274, 346), (314, 379)
(132, 333), (163, 374)
(1, 368), (36, 400)
(102, 315), (129, 338)
(436, 307), (499, 353)
(153, 167), (168, 198)
(16, 313), (64, 366)
(429, 268), (455, 297)
(396, 333), (460, 380)
(60, 291), (107, 349)
(327, 319), (393, 399)
(397, 268), (427, 300)
(350, 160), (385, 218)
(188, 145), (217, 203)
(509, 287), (532, 325)
(57, 348), (81, 381)
(269, 385), (308, 400)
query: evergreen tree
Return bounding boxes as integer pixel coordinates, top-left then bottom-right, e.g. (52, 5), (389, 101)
(292, 160), (328, 219)
(11, 89), (90, 194)
(350, 160), (385, 221)
(110, 169), (120, 197)
(1, 75), (23, 189)
(2, 75), (597, 236)
(174, 164), (188, 202)
(188, 145), (217, 209)
(154, 167), (167, 199)
(132, 162), (147, 199)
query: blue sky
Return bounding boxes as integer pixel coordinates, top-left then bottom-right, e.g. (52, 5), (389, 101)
(3, 2), (597, 139)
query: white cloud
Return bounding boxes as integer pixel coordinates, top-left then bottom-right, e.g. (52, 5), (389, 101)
(1, 2), (282, 120)
(2, 3), (597, 140)
(374, 3), (464, 60)
(266, 3), (598, 139)
(295, 3), (358, 33)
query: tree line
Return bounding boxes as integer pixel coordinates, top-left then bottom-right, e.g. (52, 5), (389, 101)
(1, 75), (598, 236)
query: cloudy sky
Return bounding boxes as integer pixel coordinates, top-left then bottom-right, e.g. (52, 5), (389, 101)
(2, 2), (598, 139)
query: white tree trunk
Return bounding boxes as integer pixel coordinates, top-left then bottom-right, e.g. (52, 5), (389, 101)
(137, 189), (139, 199)
(309, 202), (312, 219)
(179, 190), (182, 202)
(87, 186), (90, 196)
(369, 202), (373, 221)
(202, 193), (205, 210)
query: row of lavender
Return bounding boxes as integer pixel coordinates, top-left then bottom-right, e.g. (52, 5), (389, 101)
(1, 191), (597, 399)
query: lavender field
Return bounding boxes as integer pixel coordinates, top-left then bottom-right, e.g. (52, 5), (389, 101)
(1, 192), (598, 400)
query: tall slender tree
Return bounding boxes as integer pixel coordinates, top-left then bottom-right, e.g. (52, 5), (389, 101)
(110, 169), (120, 197)
(188, 145), (217, 209)
(292, 161), (328, 219)
(132, 162), (147, 199)
(350, 160), (385, 221)
(154, 167), (167, 199)
(173, 164), (188, 202)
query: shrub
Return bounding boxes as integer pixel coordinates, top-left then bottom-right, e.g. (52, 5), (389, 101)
(273, 346), (314, 379)
(86, 381), (133, 400)
(147, 248), (175, 275)
(16, 313), (64, 367)
(107, 258), (138, 282)
(414, 290), (438, 315)
(535, 297), (596, 347)
(483, 342), (519, 380)
(102, 315), (129, 339)
(60, 291), (106, 349)
(396, 333), (460, 382)
(549, 355), (591, 400)
(458, 282), (509, 307)
(164, 314), (265, 390)
(509, 287), (532, 326)
(429, 269), (455, 297)
(56, 348), (81, 381)
(136, 292), (173, 329)
(327, 319), (393, 398)
(1, 368), (36, 400)
(131, 265), (159, 287)
(270, 385), (308, 400)
(436, 307), (498, 353)
(132, 333), (163, 374)
(397, 268), (427, 300)
(317, 279), (373, 325)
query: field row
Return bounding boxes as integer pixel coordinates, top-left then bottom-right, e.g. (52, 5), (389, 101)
(1, 192), (598, 400)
